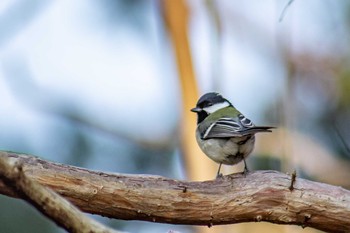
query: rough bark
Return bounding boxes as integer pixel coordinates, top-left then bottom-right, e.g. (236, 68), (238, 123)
(0, 151), (349, 233)
(0, 154), (121, 233)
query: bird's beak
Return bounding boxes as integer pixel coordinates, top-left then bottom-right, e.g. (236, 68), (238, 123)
(191, 107), (202, 113)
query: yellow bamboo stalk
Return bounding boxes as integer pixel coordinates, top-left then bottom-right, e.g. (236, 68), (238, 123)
(163, 0), (216, 180)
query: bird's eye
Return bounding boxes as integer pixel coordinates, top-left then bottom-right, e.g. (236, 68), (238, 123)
(207, 102), (213, 106)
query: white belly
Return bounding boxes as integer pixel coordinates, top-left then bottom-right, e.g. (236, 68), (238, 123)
(196, 132), (255, 165)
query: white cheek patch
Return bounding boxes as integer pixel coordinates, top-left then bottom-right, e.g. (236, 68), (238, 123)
(203, 101), (230, 114)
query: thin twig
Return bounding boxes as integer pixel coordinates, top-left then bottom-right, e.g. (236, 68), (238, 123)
(334, 124), (350, 155)
(279, 0), (295, 22)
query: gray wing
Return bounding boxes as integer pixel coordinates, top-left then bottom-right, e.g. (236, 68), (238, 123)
(202, 114), (273, 139)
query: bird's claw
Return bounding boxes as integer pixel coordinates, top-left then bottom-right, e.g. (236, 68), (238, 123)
(216, 173), (223, 179)
(242, 168), (249, 177)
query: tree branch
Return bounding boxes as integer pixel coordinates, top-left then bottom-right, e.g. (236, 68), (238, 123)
(0, 151), (349, 233)
(0, 153), (121, 233)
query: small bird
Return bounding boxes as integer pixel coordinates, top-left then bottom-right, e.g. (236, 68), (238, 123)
(191, 92), (274, 178)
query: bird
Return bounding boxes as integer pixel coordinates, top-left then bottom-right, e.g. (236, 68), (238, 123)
(191, 92), (274, 178)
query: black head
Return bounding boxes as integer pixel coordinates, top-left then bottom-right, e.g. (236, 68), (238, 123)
(191, 92), (232, 124)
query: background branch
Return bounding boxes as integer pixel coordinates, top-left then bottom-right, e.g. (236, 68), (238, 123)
(0, 151), (349, 233)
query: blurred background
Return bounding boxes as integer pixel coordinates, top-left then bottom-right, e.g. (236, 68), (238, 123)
(0, 0), (349, 232)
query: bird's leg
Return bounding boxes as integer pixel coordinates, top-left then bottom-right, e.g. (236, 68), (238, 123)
(216, 163), (223, 179)
(243, 158), (249, 177)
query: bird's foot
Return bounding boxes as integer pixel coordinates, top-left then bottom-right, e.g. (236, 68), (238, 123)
(242, 167), (249, 177)
(216, 173), (224, 179)
(242, 159), (249, 177)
